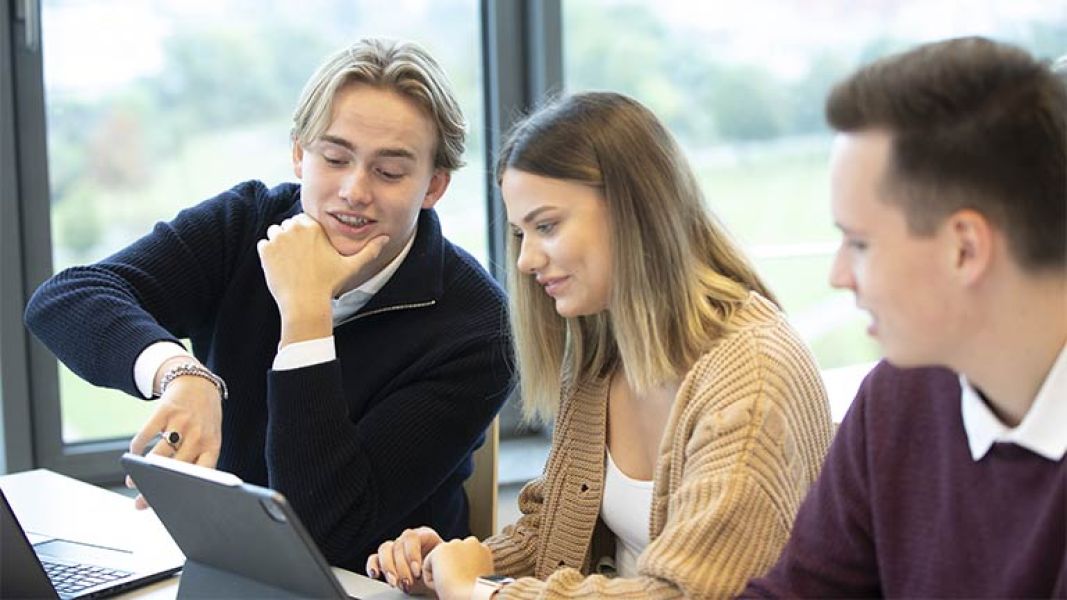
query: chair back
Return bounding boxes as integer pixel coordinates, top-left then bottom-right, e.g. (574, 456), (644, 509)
(464, 418), (499, 539)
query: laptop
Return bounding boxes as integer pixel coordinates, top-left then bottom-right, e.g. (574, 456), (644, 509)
(121, 452), (390, 599)
(0, 486), (182, 599)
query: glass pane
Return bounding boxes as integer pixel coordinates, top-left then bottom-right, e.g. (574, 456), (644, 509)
(41, 0), (485, 443)
(562, 0), (1066, 369)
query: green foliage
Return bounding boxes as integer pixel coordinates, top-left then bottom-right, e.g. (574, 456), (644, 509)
(152, 25), (333, 133)
(51, 184), (102, 260)
(45, 98), (98, 201)
(58, 364), (153, 443)
(45, 22), (334, 207)
(703, 67), (787, 141)
(564, 1), (850, 144)
(785, 52), (852, 136)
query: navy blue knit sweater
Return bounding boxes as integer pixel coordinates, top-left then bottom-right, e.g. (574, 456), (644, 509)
(24, 181), (514, 571)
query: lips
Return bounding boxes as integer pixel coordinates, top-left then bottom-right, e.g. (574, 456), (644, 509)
(537, 275), (569, 297)
(330, 211), (376, 234)
(336, 213), (370, 227)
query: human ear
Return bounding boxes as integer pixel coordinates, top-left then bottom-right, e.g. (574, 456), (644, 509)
(291, 140), (305, 180)
(421, 170), (451, 209)
(948, 209), (994, 285)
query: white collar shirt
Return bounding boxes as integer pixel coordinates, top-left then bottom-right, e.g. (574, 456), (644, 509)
(271, 229), (417, 371)
(960, 342), (1067, 462)
(330, 229), (416, 326)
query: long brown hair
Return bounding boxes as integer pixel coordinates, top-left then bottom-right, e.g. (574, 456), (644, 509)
(499, 92), (776, 422)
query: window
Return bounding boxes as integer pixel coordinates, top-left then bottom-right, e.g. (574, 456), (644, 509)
(562, 0), (1066, 380)
(7, 0), (1063, 479)
(28, 0), (485, 458)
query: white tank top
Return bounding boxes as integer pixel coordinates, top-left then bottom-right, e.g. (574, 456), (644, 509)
(600, 448), (653, 577)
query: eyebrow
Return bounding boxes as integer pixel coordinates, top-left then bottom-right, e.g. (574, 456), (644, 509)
(318, 135), (418, 161)
(516, 206), (556, 226)
(834, 221), (864, 236)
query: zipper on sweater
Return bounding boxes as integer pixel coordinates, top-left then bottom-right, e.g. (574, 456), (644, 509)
(335, 300), (436, 327)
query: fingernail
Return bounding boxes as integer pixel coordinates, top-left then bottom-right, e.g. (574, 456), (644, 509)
(367, 568), (379, 579)
(411, 561), (420, 578)
(401, 579), (411, 593)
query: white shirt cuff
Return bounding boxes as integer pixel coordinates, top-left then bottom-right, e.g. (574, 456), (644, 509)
(272, 336), (336, 371)
(134, 341), (193, 399)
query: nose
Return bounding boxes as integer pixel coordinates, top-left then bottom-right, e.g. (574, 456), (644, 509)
(515, 237), (546, 275)
(339, 167), (372, 206)
(828, 243), (855, 291)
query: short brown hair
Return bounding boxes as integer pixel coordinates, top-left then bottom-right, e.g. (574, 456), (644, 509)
(827, 37), (1067, 270)
(291, 38), (467, 171)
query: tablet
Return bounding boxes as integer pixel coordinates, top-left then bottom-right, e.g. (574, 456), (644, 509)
(121, 452), (348, 599)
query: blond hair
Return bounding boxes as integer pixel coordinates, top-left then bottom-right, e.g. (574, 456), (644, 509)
(291, 38), (467, 170)
(499, 92), (777, 423)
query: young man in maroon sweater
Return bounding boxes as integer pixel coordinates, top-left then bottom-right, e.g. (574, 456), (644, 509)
(745, 37), (1066, 598)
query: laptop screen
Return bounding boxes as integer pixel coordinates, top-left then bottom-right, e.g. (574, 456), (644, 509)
(1, 489), (59, 599)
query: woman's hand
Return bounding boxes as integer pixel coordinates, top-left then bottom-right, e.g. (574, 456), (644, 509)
(423, 537), (494, 600)
(366, 527), (444, 595)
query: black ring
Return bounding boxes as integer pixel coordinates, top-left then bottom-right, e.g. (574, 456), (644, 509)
(162, 430), (182, 450)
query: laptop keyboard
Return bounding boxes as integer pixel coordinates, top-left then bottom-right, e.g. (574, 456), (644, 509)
(41, 558), (132, 595)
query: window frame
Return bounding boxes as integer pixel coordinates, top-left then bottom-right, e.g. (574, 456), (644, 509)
(1, 0), (36, 475)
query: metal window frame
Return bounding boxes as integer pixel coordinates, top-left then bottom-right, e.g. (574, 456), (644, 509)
(0, 0), (562, 482)
(5, 0), (119, 481)
(481, 0), (562, 281)
(481, 0), (562, 436)
(1, 0), (36, 475)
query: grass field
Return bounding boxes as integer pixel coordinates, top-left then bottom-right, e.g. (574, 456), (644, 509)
(694, 141), (881, 370)
(59, 364), (154, 443)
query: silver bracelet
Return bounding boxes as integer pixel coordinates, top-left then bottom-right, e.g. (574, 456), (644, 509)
(158, 362), (229, 400)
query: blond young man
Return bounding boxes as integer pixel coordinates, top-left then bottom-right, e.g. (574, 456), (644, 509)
(25, 39), (513, 572)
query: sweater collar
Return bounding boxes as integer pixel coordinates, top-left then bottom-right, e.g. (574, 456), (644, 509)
(367, 209), (445, 304)
(330, 230), (416, 326)
(290, 184), (446, 325)
(960, 342), (1067, 462)
(336, 209), (445, 325)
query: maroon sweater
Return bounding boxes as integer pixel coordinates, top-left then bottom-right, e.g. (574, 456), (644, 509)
(745, 361), (1066, 598)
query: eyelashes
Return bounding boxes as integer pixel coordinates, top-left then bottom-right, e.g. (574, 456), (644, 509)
(509, 221), (557, 239)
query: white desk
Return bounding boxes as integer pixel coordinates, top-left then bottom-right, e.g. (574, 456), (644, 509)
(115, 566), (404, 599)
(0, 469), (405, 599)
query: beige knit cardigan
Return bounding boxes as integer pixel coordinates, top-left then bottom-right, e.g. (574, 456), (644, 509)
(484, 293), (834, 599)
